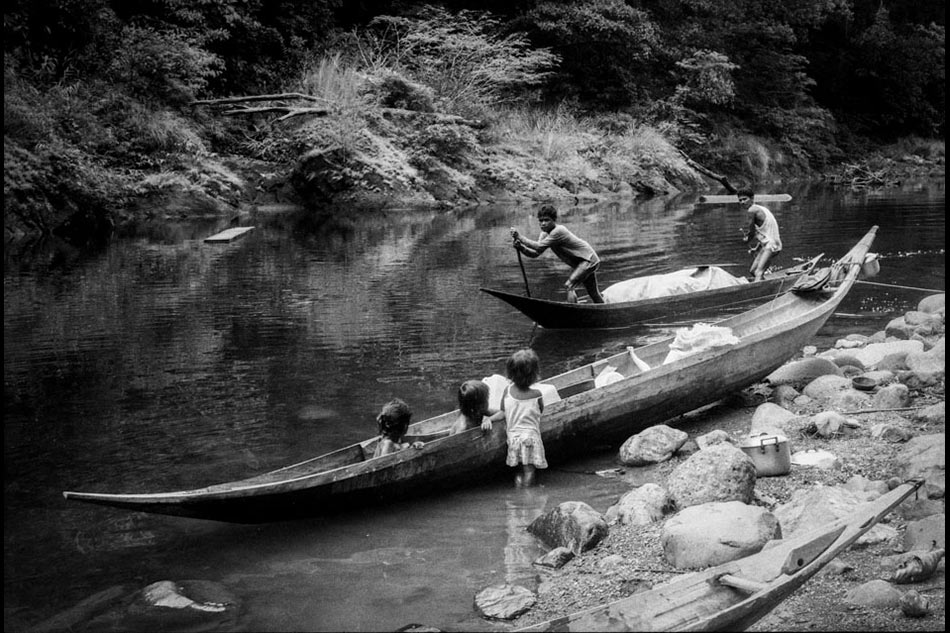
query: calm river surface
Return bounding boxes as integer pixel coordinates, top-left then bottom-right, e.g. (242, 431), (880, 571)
(4, 181), (945, 631)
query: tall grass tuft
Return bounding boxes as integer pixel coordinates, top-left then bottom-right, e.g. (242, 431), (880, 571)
(294, 53), (377, 155)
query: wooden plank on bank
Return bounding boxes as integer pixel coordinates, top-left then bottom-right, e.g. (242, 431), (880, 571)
(204, 226), (255, 243)
(698, 193), (793, 204)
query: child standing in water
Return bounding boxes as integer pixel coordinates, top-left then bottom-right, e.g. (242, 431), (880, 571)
(373, 398), (424, 458)
(450, 380), (497, 435)
(487, 349), (548, 486)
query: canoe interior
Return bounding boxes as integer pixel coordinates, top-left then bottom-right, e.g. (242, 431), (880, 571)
(62, 228), (878, 522)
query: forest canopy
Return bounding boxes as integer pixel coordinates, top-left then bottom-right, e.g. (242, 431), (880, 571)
(3, 0), (945, 236)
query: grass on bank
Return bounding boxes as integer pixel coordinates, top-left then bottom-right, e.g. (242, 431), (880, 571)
(5, 46), (945, 239)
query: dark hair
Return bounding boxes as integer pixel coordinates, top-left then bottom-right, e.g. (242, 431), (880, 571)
(377, 398), (412, 439)
(537, 205), (558, 220)
(506, 348), (540, 389)
(458, 380), (490, 420)
(737, 188), (754, 199)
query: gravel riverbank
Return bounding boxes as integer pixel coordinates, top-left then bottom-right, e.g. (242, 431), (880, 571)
(506, 298), (945, 633)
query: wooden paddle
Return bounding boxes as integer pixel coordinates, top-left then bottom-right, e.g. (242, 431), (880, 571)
(698, 193), (793, 204)
(515, 246), (531, 297)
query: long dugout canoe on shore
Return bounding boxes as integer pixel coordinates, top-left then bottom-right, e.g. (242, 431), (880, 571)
(517, 478), (924, 632)
(63, 227), (878, 523)
(480, 256), (822, 330)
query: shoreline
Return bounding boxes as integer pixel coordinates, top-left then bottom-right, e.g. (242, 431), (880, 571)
(505, 296), (945, 633)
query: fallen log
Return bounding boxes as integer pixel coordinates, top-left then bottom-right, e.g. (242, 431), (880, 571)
(676, 148), (737, 193)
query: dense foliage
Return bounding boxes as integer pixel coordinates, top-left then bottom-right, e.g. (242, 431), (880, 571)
(4, 0), (945, 236)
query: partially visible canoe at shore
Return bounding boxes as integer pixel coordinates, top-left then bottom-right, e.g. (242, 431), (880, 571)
(517, 478), (925, 632)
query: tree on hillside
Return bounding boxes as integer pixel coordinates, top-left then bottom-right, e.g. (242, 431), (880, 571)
(516, 0), (661, 108)
(808, 5), (945, 139)
(363, 7), (560, 117)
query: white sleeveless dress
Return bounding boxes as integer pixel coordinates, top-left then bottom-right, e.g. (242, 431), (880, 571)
(502, 390), (548, 468)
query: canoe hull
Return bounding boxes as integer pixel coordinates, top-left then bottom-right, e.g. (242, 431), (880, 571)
(63, 230), (877, 523)
(481, 259), (820, 330)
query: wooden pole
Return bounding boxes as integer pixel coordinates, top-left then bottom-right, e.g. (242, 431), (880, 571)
(516, 247), (531, 297)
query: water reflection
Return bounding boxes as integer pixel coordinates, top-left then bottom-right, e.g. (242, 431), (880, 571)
(3, 181), (945, 631)
(503, 487), (549, 587)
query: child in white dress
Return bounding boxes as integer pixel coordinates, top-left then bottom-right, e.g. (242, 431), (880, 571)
(487, 349), (548, 486)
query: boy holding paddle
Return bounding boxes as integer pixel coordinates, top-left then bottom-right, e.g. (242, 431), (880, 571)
(739, 189), (782, 281)
(510, 205), (604, 303)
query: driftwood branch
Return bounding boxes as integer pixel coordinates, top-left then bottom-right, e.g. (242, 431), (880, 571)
(219, 106), (331, 121)
(677, 149), (736, 193)
(380, 107), (486, 128)
(192, 93), (330, 106)
(839, 406), (928, 415)
(192, 94), (485, 128)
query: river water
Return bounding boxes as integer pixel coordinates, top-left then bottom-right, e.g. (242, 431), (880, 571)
(3, 181), (945, 631)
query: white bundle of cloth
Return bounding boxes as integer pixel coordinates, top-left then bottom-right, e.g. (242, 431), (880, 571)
(482, 374), (561, 411)
(663, 323), (740, 365)
(603, 266), (747, 304)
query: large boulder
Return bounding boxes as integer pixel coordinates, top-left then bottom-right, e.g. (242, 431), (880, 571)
(913, 402), (945, 425)
(474, 584), (535, 620)
(897, 433), (946, 499)
(661, 501), (780, 569)
(842, 475), (889, 502)
(842, 340), (924, 369)
(749, 402), (801, 436)
(605, 483), (670, 526)
(885, 316), (917, 340)
(766, 357), (841, 388)
(802, 375), (853, 402)
(901, 514), (946, 551)
(918, 294), (945, 314)
(667, 443), (756, 510)
(844, 580), (903, 609)
(773, 485), (897, 545)
(527, 501), (608, 554)
(618, 425), (688, 466)
(871, 383), (912, 409)
(827, 388), (872, 411)
(905, 337), (945, 374)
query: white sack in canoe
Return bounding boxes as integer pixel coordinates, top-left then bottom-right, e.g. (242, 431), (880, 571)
(602, 267), (748, 304)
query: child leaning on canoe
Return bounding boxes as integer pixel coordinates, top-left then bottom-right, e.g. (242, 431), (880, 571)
(374, 349), (550, 487)
(372, 398), (424, 458)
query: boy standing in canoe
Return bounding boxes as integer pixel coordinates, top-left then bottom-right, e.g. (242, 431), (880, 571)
(510, 205), (604, 303)
(739, 188), (782, 281)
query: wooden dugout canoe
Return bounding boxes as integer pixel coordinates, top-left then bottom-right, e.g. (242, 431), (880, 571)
(480, 256), (822, 330)
(63, 227), (877, 523)
(517, 477), (924, 632)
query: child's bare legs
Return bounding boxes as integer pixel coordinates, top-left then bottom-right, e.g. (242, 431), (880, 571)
(516, 465), (537, 487)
